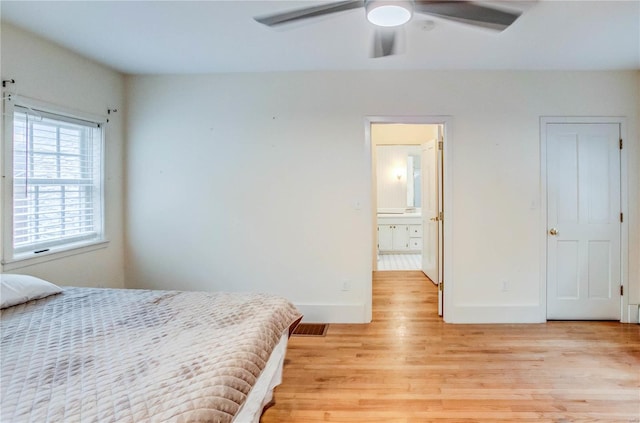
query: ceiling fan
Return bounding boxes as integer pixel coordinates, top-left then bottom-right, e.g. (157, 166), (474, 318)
(254, 0), (523, 58)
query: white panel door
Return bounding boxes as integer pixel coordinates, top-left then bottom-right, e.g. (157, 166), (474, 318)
(547, 123), (621, 320)
(421, 139), (438, 282)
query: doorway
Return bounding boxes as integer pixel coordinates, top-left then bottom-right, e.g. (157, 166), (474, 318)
(368, 118), (449, 318)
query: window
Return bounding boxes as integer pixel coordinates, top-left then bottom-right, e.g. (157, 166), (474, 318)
(3, 99), (105, 263)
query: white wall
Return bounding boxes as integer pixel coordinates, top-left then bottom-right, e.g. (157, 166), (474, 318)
(126, 70), (639, 323)
(0, 24), (126, 288)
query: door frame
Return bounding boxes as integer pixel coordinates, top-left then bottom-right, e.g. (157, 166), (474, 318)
(539, 116), (629, 322)
(366, 115), (454, 322)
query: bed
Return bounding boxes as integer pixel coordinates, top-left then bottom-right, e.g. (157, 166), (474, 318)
(0, 275), (302, 423)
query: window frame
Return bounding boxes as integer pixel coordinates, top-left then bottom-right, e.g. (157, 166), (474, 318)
(2, 95), (108, 268)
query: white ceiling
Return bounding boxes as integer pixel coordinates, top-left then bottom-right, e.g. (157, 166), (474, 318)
(1, 0), (639, 74)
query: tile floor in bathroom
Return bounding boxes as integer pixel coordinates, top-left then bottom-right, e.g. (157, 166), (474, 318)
(377, 253), (421, 271)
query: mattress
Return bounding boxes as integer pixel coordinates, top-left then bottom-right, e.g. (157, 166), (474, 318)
(0, 287), (301, 423)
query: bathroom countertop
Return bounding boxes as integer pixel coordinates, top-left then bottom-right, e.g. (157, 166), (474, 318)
(377, 212), (422, 218)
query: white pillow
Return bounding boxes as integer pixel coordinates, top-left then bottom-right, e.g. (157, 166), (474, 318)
(0, 274), (62, 309)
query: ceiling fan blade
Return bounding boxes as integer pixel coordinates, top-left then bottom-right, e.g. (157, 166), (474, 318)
(372, 28), (399, 58)
(414, 1), (522, 31)
(255, 0), (363, 27)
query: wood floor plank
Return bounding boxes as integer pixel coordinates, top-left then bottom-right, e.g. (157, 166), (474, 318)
(262, 271), (640, 422)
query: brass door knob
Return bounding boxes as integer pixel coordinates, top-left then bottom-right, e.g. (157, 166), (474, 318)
(549, 228), (559, 236)
(430, 216), (439, 222)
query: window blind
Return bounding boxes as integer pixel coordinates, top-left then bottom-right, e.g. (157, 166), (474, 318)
(12, 106), (104, 256)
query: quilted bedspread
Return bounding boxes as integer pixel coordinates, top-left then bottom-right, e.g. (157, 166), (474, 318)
(0, 288), (301, 423)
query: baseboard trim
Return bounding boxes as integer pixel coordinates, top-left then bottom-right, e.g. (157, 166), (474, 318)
(627, 304), (640, 324)
(294, 303), (634, 324)
(447, 304), (545, 324)
(294, 302), (369, 324)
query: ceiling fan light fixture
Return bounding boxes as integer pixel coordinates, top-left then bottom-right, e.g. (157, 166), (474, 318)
(366, 0), (413, 27)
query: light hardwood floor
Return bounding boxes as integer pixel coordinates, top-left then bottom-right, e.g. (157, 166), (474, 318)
(262, 271), (640, 423)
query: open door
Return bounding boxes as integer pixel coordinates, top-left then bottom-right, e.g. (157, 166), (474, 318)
(421, 128), (444, 316)
(421, 139), (438, 282)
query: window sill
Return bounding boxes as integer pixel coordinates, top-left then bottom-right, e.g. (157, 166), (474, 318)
(1, 240), (110, 271)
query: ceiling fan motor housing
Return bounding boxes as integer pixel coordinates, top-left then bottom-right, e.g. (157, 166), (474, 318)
(365, 0), (414, 27)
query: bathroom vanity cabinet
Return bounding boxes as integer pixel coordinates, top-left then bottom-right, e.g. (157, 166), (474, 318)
(377, 215), (422, 253)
